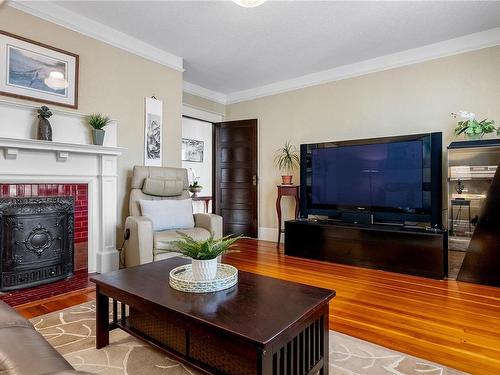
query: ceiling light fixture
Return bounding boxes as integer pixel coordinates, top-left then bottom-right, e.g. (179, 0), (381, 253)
(232, 0), (267, 8)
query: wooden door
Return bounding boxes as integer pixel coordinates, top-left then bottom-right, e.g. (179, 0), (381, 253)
(214, 119), (258, 237)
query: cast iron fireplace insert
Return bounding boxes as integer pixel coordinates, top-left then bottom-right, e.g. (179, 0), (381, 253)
(0, 196), (74, 292)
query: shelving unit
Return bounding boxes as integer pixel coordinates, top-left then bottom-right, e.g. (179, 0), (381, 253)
(447, 140), (500, 251)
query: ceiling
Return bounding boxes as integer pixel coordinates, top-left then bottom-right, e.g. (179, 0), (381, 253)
(48, 1), (500, 98)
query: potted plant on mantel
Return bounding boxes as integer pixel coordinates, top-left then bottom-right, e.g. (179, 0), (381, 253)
(452, 111), (497, 140)
(274, 140), (300, 185)
(172, 232), (242, 281)
(88, 113), (111, 146)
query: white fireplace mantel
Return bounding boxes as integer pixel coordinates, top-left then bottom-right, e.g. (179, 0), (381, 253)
(0, 100), (125, 274)
(1, 137), (126, 279)
(0, 138), (124, 273)
(0, 137), (124, 161)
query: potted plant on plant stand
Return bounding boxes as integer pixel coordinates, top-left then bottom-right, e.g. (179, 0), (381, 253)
(37, 106), (53, 141)
(88, 113), (111, 145)
(274, 140), (300, 185)
(452, 111), (496, 140)
(172, 232), (242, 281)
(189, 178), (203, 197)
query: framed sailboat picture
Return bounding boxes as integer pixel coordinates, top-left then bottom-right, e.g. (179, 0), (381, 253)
(0, 31), (79, 109)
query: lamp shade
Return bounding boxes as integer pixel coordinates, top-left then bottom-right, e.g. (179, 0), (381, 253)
(44, 71), (68, 90)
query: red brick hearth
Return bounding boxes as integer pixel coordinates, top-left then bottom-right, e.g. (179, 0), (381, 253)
(0, 184), (91, 306)
(0, 270), (94, 306)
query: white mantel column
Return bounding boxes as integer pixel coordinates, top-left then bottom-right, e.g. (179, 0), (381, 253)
(96, 154), (120, 273)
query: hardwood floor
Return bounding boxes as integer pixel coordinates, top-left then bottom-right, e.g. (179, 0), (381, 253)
(15, 288), (95, 319)
(16, 239), (500, 374)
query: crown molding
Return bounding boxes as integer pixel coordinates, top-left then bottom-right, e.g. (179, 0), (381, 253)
(8, 1), (184, 72)
(183, 81), (227, 105)
(9, 0), (499, 105)
(226, 27), (500, 104)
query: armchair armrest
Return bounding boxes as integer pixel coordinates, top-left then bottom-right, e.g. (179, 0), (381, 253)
(194, 213), (223, 239)
(124, 216), (154, 267)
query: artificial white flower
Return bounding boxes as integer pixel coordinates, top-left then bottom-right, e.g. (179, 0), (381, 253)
(452, 111), (475, 121)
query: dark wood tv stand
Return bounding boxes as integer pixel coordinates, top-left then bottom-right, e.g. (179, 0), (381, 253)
(285, 219), (448, 279)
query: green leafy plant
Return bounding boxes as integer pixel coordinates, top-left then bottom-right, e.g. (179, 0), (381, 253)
(454, 119), (496, 138)
(88, 113), (111, 130)
(189, 178), (202, 189)
(37, 106), (52, 119)
(274, 140), (300, 174)
(172, 231), (243, 260)
(452, 111), (496, 138)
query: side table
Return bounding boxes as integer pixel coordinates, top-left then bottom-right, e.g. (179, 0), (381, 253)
(276, 185), (300, 248)
(192, 195), (212, 213)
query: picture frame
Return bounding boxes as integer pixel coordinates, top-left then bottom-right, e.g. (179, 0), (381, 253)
(0, 30), (79, 109)
(182, 138), (204, 163)
(144, 96), (163, 166)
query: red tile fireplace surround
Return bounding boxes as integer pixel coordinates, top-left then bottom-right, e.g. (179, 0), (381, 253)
(0, 183), (90, 306)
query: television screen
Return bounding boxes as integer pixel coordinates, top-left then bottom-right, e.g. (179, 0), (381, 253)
(311, 140), (424, 210)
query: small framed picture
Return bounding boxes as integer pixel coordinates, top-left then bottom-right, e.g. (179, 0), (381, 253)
(0, 31), (79, 109)
(182, 138), (204, 162)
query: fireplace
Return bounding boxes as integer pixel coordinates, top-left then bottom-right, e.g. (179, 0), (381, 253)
(0, 133), (122, 274)
(0, 196), (74, 291)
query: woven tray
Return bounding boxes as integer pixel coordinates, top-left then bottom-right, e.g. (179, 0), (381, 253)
(169, 263), (238, 293)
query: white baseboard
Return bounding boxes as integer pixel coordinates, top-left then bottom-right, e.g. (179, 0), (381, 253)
(258, 227), (283, 243)
(96, 249), (120, 273)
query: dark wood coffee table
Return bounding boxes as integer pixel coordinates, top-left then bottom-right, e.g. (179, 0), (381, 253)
(91, 257), (335, 375)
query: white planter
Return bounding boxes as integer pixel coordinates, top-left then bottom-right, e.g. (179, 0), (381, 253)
(191, 258), (218, 281)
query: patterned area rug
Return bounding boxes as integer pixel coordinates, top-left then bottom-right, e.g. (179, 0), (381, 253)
(31, 302), (466, 375)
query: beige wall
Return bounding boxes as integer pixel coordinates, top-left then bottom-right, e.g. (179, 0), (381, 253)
(183, 92), (225, 116)
(0, 7), (184, 238)
(226, 46), (500, 231)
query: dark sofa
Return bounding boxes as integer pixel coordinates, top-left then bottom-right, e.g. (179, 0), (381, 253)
(0, 301), (91, 375)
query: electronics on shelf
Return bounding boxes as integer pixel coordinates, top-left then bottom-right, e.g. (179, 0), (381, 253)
(449, 165), (497, 179)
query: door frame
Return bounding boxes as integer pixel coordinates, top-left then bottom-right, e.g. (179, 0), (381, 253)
(182, 105), (223, 124)
(182, 105), (261, 236)
(182, 105), (223, 214)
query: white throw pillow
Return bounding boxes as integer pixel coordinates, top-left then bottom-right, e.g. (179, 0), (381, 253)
(139, 198), (194, 231)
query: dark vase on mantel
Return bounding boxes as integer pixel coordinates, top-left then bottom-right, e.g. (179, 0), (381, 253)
(38, 117), (53, 141)
(37, 106), (53, 141)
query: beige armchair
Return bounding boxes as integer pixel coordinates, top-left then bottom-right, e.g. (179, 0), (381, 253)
(124, 166), (222, 267)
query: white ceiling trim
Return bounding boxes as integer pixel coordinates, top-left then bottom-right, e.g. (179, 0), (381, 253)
(226, 26), (500, 104)
(184, 81), (227, 105)
(8, 1), (184, 72)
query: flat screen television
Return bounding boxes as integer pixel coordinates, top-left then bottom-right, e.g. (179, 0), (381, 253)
(300, 133), (442, 227)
